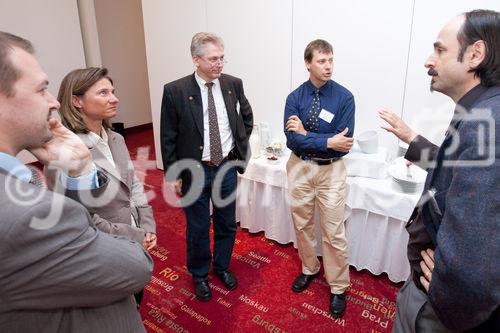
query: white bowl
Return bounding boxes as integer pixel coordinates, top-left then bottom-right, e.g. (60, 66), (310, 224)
(388, 157), (427, 193)
(357, 130), (379, 154)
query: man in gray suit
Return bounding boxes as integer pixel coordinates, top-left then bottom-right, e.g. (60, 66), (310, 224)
(0, 32), (153, 332)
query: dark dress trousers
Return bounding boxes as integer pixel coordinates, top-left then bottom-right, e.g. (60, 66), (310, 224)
(160, 73), (253, 280)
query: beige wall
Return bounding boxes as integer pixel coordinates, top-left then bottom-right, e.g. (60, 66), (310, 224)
(94, 0), (152, 128)
(0, 0), (86, 163)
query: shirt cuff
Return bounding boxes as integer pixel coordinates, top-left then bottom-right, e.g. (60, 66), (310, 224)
(60, 164), (99, 190)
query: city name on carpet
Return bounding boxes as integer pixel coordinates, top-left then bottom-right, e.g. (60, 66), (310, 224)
(362, 309), (390, 329)
(156, 293), (212, 326)
(345, 293), (395, 320)
(179, 288), (197, 301)
(217, 296), (232, 308)
(144, 318), (189, 333)
(159, 304), (177, 321)
(288, 306), (308, 320)
(158, 266), (181, 281)
(150, 245), (170, 261)
(301, 302), (346, 326)
(252, 314), (289, 333)
(151, 276), (174, 293)
(273, 248), (290, 260)
(248, 251), (272, 264)
(239, 294), (270, 312)
(145, 302), (188, 333)
(232, 252), (262, 269)
(347, 285), (396, 309)
(145, 284), (162, 296)
(180, 304), (212, 326)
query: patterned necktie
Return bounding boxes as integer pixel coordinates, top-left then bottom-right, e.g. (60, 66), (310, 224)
(305, 90), (320, 133)
(205, 82), (223, 166)
(27, 165), (46, 189)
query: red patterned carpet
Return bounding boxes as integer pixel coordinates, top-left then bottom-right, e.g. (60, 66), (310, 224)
(125, 130), (403, 333)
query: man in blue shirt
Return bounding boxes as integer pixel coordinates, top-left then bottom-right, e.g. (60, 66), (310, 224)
(284, 39), (355, 318)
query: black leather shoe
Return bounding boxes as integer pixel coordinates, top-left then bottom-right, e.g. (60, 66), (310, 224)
(214, 270), (238, 290)
(194, 280), (212, 301)
(291, 272), (319, 293)
(330, 293), (346, 318)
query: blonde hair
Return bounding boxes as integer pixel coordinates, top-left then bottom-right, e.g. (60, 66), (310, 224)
(190, 32), (224, 57)
(58, 67), (113, 134)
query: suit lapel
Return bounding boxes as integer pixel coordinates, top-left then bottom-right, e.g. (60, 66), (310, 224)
(187, 73), (204, 137)
(78, 132), (126, 186)
(219, 75), (237, 132)
(107, 131), (130, 185)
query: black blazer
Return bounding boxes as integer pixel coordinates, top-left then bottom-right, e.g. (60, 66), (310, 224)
(160, 73), (253, 178)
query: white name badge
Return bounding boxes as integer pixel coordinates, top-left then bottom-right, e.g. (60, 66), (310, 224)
(319, 109), (334, 123)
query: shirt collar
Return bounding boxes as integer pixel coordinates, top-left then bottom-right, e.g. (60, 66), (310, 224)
(86, 127), (109, 146)
(306, 79), (332, 97)
(456, 84), (488, 112)
(195, 72), (220, 91)
(0, 152), (32, 183)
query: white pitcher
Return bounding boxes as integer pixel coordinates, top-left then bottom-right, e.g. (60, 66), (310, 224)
(260, 121), (271, 149)
(249, 124), (261, 158)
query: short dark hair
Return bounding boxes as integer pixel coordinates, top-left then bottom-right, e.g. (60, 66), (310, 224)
(0, 31), (34, 97)
(304, 39), (333, 62)
(457, 9), (500, 87)
(58, 67), (114, 134)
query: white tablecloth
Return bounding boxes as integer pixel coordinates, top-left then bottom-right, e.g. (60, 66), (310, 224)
(236, 150), (422, 283)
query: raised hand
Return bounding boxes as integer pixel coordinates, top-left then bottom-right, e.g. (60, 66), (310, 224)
(378, 109), (417, 144)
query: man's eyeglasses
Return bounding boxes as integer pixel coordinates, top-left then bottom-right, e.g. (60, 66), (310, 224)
(200, 56), (228, 66)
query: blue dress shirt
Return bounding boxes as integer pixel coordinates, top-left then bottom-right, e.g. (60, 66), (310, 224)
(284, 80), (355, 159)
(0, 152), (98, 189)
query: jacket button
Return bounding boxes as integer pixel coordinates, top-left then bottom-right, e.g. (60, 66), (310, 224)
(199, 146), (203, 150)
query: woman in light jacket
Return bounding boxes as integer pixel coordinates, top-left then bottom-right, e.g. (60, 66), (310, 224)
(51, 67), (157, 305)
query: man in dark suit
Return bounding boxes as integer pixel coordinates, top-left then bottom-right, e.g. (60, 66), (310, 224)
(0, 32), (153, 332)
(380, 10), (499, 332)
(160, 32), (253, 301)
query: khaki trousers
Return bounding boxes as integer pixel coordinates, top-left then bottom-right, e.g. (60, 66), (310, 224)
(286, 153), (350, 293)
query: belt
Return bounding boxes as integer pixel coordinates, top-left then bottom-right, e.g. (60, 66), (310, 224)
(202, 149), (238, 167)
(201, 156), (229, 167)
(294, 152), (340, 165)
